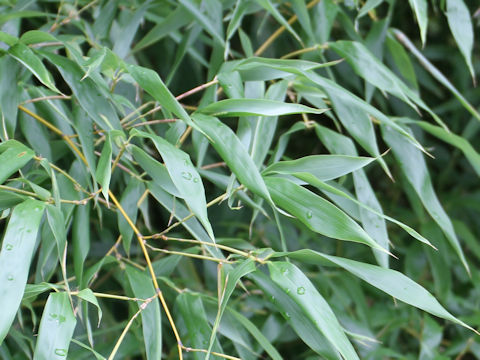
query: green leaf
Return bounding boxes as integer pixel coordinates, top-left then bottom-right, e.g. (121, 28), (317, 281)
(206, 259), (256, 359)
(130, 129), (214, 240)
(408, 119), (480, 177)
(33, 292), (77, 360)
(130, 145), (181, 197)
(199, 98), (327, 117)
(179, 0), (225, 47)
(0, 140), (34, 185)
(19, 30), (58, 45)
(76, 289), (102, 327)
(264, 176), (390, 253)
(263, 155), (376, 181)
(125, 266), (162, 360)
(256, 0), (301, 44)
(192, 114), (273, 204)
(46, 205), (67, 261)
(392, 29), (480, 124)
(8, 43), (60, 93)
(117, 178), (145, 253)
(284, 249), (477, 334)
(72, 203), (90, 288)
(267, 262), (359, 360)
(123, 62), (200, 131)
(40, 51), (122, 130)
(176, 293), (222, 360)
(407, 0), (428, 45)
(95, 132), (112, 202)
(382, 123), (469, 273)
(329, 41), (446, 129)
(0, 199), (46, 344)
(445, 0), (475, 81)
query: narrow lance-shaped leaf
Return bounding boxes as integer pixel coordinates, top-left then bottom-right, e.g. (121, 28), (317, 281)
(268, 262), (359, 360)
(263, 154), (376, 182)
(206, 259), (256, 360)
(95, 132), (112, 202)
(192, 113), (273, 205)
(283, 249), (478, 334)
(123, 62), (201, 132)
(177, 293), (223, 360)
(130, 129), (214, 241)
(40, 51), (122, 130)
(126, 266), (162, 360)
(117, 178), (146, 253)
(178, 0), (225, 46)
(315, 124), (390, 267)
(408, 0), (428, 45)
(8, 42), (60, 93)
(445, 0), (475, 82)
(76, 289), (102, 327)
(130, 145), (181, 197)
(392, 29), (480, 123)
(0, 140), (35, 184)
(264, 176), (390, 254)
(199, 98), (327, 117)
(329, 40), (447, 130)
(256, 0), (301, 44)
(382, 123), (469, 273)
(33, 292), (77, 359)
(0, 200), (46, 344)
(410, 119), (480, 177)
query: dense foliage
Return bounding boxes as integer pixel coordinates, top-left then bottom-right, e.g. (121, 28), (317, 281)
(0, 0), (479, 359)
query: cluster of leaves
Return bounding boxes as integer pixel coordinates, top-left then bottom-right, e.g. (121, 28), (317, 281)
(0, 0), (479, 359)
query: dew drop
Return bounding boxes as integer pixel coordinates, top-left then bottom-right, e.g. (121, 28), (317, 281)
(54, 348), (67, 356)
(183, 159), (189, 166)
(284, 312), (290, 318)
(193, 178), (199, 183)
(181, 171), (192, 181)
(285, 288), (291, 294)
(26, 229), (31, 233)
(306, 211), (313, 219)
(7, 274), (14, 281)
(281, 267), (289, 275)
(270, 296), (275, 302)
(58, 315), (66, 323)
(297, 286), (305, 295)
(49, 313), (58, 321)
(5, 244), (13, 251)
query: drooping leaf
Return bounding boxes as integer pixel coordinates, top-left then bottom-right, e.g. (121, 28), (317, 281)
(407, 0), (428, 45)
(8, 42), (60, 93)
(382, 123), (469, 273)
(193, 113), (273, 205)
(267, 261), (360, 360)
(125, 266), (162, 360)
(445, 0), (475, 81)
(33, 292), (77, 359)
(199, 98), (327, 117)
(0, 140), (35, 184)
(264, 176), (389, 253)
(130, 129), (214, 240)
(0, 199), (46, 344)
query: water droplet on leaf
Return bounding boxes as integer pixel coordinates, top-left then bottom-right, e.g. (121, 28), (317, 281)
(5, 244), (13, 250)
(181, 171), (192, 180)
(54, 348), (67, 356)
(7, 274), (14, 281)
(297, 286), (305, 295)
(306, 211), (313, 219)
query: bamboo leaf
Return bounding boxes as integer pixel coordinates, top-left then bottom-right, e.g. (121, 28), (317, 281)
(33, 292), (77, 359)
(0, 200), (46, 344)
